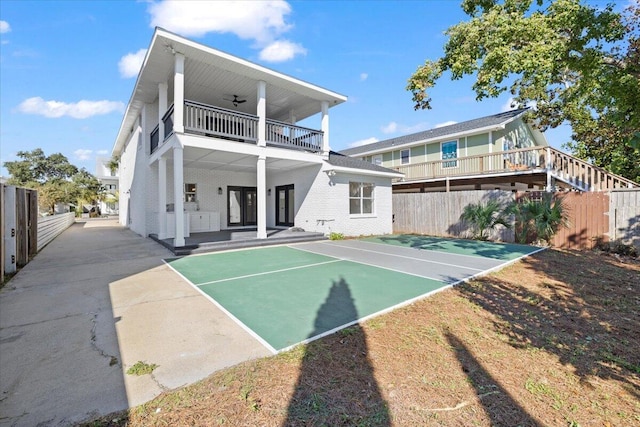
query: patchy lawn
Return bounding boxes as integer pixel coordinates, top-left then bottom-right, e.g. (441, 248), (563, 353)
(83, 249), (639, 426)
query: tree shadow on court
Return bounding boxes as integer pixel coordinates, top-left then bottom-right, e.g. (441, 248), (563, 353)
(283, 277), (390, 426)
(445, 331), (540, 426)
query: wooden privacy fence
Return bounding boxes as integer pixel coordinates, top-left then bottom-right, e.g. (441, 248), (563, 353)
(392, 190), (515, 242)
(393, 189), (639, 250)
(1, 184), (76, 281)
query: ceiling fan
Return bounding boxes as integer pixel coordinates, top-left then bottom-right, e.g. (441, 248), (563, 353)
(224, 95), (247, 107)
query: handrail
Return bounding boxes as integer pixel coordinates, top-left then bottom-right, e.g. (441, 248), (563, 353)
(183, 100), (258, 142)
(547, 147), (637, 190)
(266, 118), (323, 152)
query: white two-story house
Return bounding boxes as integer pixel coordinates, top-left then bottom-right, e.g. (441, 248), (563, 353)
(112, 28), (401, 249)
(95, 157), (119, 215)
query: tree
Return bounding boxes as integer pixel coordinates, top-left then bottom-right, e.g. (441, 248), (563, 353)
(3, 149), (103, 215)
(460, 200), (510, 240)
(407, 0), (640, 182)
(4, 148), (78, 185)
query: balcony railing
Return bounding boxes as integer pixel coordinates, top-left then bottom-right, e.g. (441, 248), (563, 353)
(392, 146), (637, 191)
(150, 125), (159, 154)
(151, 100), (325, 154)
(184, 100), (258, 143)
(266, 119), (323, 152)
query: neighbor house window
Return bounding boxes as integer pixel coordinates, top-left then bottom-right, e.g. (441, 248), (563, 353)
(349, 182), (374, 215)
(442, 140), (458, 168)
(400, 149), (410, 165)
(372, 155), (383, 166)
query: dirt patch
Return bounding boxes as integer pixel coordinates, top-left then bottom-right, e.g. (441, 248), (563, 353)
(82, 249), (639, 426)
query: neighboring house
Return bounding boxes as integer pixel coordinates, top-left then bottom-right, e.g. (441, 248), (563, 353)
(341, 109), (638, 192)
(112, 28), (402, 247)
(95, 157), (119, 215)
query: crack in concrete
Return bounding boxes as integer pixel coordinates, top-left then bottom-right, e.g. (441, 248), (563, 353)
(89, 312), (120, 367)
(149, 371), (169, 392)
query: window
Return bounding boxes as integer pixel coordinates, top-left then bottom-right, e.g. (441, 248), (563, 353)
(372, 155), (383, 166)
(349, 182), (374, 215)
(184, 183), (197, 202)
(442, 140), (458, 168)
(400, 149), (410, 165)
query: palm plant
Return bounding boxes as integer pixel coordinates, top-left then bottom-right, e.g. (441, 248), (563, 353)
(460, 200), (511, 241)
(509, 194), (570, 245)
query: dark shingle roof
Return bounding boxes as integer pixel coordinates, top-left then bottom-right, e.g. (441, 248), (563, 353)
(340, 108), (529, 156)
(327, 151), (401, 175)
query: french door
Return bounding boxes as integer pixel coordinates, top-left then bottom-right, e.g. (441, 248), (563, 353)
(275, 184), (294, 227)
(227, 186), (257, 226)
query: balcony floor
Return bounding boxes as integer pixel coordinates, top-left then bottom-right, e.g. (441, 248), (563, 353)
(150, 228), (326, 256)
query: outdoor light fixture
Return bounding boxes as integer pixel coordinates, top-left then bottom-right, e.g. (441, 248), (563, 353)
(218, 187), (223, 195)
(268, 188), (272, 196)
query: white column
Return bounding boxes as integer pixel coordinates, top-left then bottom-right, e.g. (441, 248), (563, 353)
(546, 147), (553, 191)
(257, 154), (267, 239)
(173, 53), (185, 133)
(257, 80), (266, 147)
(173, 145), (185, 247)
(289, 110), (296, 124)
(158, 82), (168, 138)
(321, 101), (329, 155)
(158, 156), (167, 239)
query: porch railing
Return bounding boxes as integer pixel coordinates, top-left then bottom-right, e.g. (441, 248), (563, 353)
(266, 119), (323, 152)
(392, 146), (637, 191)
(184, 100), (258, 142)
(151, 100), (325, 154)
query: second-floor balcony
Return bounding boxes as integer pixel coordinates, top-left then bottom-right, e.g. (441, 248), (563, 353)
(392, 146), (638, 191)
(151, 100), (324, 155)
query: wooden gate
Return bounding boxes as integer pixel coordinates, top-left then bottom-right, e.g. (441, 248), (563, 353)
(517, 191), (609, 250)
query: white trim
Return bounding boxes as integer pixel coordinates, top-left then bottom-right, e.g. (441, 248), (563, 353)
(489, 131), (493, 153)
(326, 165), (403, 178)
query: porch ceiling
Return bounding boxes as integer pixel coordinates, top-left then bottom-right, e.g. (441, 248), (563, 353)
(166, 146), (318, 173)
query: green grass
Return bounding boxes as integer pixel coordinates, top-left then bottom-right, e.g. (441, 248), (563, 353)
(126, 361), (158, 376)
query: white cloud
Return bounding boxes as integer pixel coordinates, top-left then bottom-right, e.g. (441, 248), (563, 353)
(148, 0), (306, 61)
(381, 122), (398, 134)
(381, 121), (429, 135)
(74, 149), (93, 161)
(348, 137), (379, 148)
(17, 97), (125, 119)
(259, 40), (306, 62)
(118, 48), (147, 79)
(0, 21), (10, 34)
(97, 149), (109, 155)
(435, 120), (457, 128)
(360, 73), (368, 81)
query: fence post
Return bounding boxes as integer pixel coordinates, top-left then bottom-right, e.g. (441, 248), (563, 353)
(3, 185), (17, 275)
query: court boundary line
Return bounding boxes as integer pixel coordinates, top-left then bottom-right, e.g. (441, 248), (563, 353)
(163, 259), (279, 354)
(288, 245), (454, 283)
(277, 245), (548, 353)
(194, 259), (342, 287)
(362, 237), (538, 261)
(313, 240), (485, 271)
(164, 242), (546, 354)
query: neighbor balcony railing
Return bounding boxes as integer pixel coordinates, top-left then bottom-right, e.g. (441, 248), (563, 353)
(150, 100), (324, 154)
(392, 146), (637, 191)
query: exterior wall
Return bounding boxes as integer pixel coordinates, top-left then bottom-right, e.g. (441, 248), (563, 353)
(147, 165), (258, 235)
(118, 115), (147, 235)
(493, 119), (538, 152)
(410, 145), (426, 164)
(466, 134), (488, 156)
(289, 165), (393, 236)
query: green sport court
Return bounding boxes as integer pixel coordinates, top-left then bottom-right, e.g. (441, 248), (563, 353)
(165, 235), (542, 353)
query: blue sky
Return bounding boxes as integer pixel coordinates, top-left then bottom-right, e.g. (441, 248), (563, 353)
(0, 0), (576, 178)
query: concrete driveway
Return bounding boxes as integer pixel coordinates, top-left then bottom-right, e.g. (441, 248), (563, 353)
(0, 218), (270, 426)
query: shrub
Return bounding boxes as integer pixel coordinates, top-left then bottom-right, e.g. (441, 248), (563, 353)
(460, 200), (510, 241)
(593, 237), (638, 257)
(509, 194), (569, 245)
(329, 232), (344, 241)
